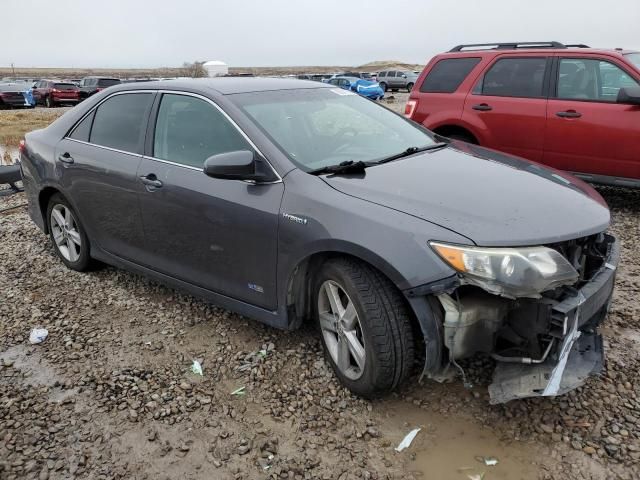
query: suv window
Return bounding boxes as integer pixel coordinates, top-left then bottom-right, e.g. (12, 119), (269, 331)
(558, 58), (640, 102)
(378, 72), (386, 78)
(153, 94), (251, 168)
(479, 57), (547, 98)
(420, 58), (481, 93)
(53, 83), (76, 90)
(90, 93), (153, 152)
(97, 78), (120, 88)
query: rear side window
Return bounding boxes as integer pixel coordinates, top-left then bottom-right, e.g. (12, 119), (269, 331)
(420, 58), (481, 93)
(153, 94), (251, 168)
(69, 111), (95, 142)
(97, 78), (120, 88)
(90, 93), (153, 152)
(479, 57), (547, 98)
(378, 72), (386, 77)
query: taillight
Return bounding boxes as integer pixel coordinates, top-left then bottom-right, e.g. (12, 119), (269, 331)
(404, 99), (417, 118)
(52, 88), (60, 93)
(19, 140), (25, 153)
(96, 88), (103, 92)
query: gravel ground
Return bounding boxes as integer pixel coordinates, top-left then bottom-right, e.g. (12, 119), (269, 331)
(1, 101), (639, 480)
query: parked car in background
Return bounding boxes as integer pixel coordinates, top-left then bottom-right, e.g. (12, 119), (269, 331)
(78, 77), (121, 100)
(376, 70), (418, 92)
(0, 83), (36, 109)
(326, 76), (384, 99)
(405, 41), (640, 187)
(20, 78), (618, 403)
(32, 80), (80, 108)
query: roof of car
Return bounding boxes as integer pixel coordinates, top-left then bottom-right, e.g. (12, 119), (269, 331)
(439, 47), (638, 58)
(107, 77), (332, 95)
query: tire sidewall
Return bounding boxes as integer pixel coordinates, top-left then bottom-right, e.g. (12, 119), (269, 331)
(312, 263), (382, 396)
(46, 194), (91, 271)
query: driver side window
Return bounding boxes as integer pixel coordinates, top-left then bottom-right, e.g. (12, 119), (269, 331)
(153, 94), (252, 168)
(558, 58), (639, 102)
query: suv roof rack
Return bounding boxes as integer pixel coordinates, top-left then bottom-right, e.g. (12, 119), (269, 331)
(449, 41), (571, 52)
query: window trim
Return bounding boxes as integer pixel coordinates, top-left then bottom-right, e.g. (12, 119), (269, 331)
(551, 56), (640, 103)
(144, 90), (282, 184)
(473, 56), (552, 99)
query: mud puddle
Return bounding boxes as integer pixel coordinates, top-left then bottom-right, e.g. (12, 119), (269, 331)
(377, 397), (539, 480)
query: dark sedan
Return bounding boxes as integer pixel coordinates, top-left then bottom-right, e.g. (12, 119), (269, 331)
(20, 78), (618, 402)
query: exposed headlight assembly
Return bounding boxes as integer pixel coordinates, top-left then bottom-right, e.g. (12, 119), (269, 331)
(430, 242), (579, 298)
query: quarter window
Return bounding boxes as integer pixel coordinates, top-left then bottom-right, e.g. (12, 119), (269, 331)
(69, 111), (95, 142)
(479, 58), (547, 98)
(153, 94), (251, 168)
(89, 93), (153, 152)
(557, 58), (640, 102)
(420, 58), (481, 93)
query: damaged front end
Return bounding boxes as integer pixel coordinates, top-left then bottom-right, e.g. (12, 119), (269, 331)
(414, 232), (619, 404)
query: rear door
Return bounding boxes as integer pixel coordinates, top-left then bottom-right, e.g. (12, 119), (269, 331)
(461, 55), (551, 162)
(55, 91), (154, 259)
(544, 56), (640, 180)
(136, 92), (284, 310)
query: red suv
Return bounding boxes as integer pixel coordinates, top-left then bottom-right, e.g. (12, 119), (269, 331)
(406, 42), (640, 187)
(32, 80), (80, 108)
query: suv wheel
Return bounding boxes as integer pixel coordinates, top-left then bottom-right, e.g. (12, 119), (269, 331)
(379, 82), (387, 92)
(45, 96), (54, 108)
(406, 82), (414, 92)
(46, 194), (91, 271)
(314, 258), (415, 397)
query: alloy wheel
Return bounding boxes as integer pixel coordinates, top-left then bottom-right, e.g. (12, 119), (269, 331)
(317, 280), (366, 380)
(50, 204), (82, 262)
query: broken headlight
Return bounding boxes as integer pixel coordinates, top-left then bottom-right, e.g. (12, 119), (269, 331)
(430, 242), (579, 298)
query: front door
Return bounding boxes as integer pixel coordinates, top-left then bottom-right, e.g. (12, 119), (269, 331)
(136, 93), (284, 310)
(544, 56), (640, 180)
(56, 91), (154, 260)
(461, 55), (550, 162)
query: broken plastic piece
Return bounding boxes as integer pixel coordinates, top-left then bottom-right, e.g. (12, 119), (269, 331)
(191, 360), (203, 376)
(394, 428), (421, 452)
(29, 328), (48, 345)
(231, 386), (246, 396)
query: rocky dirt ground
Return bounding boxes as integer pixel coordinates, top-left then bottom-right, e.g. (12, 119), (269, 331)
(1, 99), (639, 480)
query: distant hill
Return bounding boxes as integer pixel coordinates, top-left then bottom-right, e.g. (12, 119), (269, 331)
(356, 60), (425, 72)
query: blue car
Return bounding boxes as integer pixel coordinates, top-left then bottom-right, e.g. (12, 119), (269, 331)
(326, 76), (384, 100)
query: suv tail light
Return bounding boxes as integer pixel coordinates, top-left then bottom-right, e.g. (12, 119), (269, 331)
(52, 88), (60, 93)
(404, 99), (417, 119)
(19, 140), (25, 153)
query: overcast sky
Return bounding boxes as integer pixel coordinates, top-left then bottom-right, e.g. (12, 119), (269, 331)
(4, 0), (640, 69)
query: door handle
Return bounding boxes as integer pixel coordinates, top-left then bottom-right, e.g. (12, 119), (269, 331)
(57, 152), (74, 164)
(140, 174), (163, 188)
(472, 103), (493, 111)
(556, 110), (582, 118)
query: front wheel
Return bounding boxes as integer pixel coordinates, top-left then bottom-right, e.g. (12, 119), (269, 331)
(45, 96), (54, 108)
(314, 258), (415, 398)
(379, 82), (387, 92)
(406, 82), (414, 92)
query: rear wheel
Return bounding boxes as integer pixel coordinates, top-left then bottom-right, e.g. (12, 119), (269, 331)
(447, 132), (477, 144)
(45, 96), (54, 108)
(46, 194), (91, 271)
(314, 258), (415, 398)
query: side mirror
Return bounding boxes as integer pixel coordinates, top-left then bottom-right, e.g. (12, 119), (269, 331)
(203, 150), (276, 182)
(401, 75), (407, 78)
(617, 86), (640, 105)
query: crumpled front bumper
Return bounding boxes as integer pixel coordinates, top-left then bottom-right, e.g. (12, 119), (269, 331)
(488, 234), (619, 404)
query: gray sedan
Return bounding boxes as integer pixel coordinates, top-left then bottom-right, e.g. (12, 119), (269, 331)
(20, 78), (618, 402)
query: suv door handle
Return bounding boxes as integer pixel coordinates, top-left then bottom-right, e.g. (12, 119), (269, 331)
(556, 110), (582, 118)
(472, 103), (493, 111)
(57, 152), (74, 164)
(140, 174), (163, 188)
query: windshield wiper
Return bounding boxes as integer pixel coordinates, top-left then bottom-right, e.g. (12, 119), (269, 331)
(308, 160), (368, 176)
(374, 142), (448, 165)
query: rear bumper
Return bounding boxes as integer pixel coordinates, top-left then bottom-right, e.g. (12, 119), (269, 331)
(488, 234), (619, 403)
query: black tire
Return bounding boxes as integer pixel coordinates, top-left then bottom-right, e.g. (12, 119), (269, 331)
(406, 82), (414, 92)
(45, 96), (54, 108)
(391, 88), (398, 92)
(313, 258), (415, 398)
(46, 193), (92, 271)
(379, 82), (387, 92)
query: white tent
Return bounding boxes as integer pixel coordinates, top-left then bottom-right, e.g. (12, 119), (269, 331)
(203, 60), (229, 77)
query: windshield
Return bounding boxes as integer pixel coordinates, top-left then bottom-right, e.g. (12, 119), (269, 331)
(98, 78), (120, 87)
(625, 53), (640, 69)
(53, 83), (76, 90)
(231, 88), (435, 171)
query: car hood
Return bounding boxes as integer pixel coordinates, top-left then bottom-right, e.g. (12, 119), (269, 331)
(320, 142), (610, 246)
